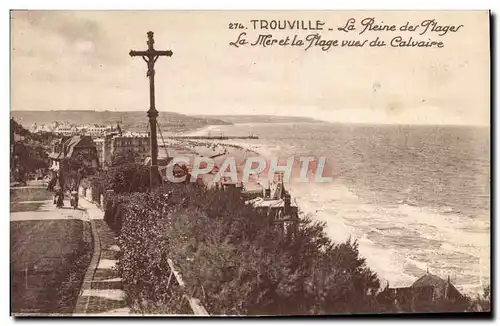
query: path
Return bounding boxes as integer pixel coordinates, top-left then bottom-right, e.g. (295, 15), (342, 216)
(11, 187), (91, 315)
(73, 198), (131, 316)
(11, 187), (130, 316)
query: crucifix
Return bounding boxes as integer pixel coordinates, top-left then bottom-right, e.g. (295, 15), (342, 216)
(129, 31), (173, 191)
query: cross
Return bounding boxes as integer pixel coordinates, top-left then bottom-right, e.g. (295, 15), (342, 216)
(129, 31), (173, 191)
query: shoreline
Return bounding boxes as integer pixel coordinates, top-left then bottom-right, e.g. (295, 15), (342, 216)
(179, 125), (224, 137)
(180, 134), (489, 299)
(184, 138), (410, 289)
(171, 125), (489, 298)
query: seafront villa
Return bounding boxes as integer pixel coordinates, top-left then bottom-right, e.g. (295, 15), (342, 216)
(378, 272), (468, 312)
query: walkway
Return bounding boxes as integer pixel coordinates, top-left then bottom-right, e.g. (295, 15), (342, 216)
(73, 198), (131, 316)
(11, 188), (91, 315)
(10, 186), (130, 316)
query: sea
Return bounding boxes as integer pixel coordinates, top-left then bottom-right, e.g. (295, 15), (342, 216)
(187, 122), (491, 296)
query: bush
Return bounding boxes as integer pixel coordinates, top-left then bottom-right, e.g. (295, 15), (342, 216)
(111, 148), (139, 167)
(103, 165), (482, 315)
(85, 163), (150, 207)
(109, 181), (383, 315)
(102, 163), (150, 194)
(113, 192), (188, 313)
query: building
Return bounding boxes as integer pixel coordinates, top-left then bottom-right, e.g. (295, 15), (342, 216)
(95, 133), (150, 167)
(77, 124), (115, 137)
(48, 135), (99, 175)
(54, 123), (121, 137)
(54, 125), (78, 136)
(94, 138), (109, 168)
(377, 272), (468, 312)
(245, 172), (300, 239)
(29, 122), (54, 133)
(111, 136), (150, 162)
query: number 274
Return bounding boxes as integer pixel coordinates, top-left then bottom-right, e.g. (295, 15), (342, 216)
(229, 23), (245, 29)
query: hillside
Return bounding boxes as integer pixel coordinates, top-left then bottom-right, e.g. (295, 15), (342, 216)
(11, 118), (58, 145)
(193, 114), (324, 124)
(11, 110), (231, 133)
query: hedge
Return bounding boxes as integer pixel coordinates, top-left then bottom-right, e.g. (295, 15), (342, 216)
(111, 192), (190, 314)
(104, 182), (382, 315)
(96, 166), (491, 315)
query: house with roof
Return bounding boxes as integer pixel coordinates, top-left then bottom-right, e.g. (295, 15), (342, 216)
(377, 271), (469, 312)
(48, 135), (99, 173)
(245, 172), (300, 239)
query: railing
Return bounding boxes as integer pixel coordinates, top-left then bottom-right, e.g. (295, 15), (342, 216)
(167, 259), (209, 316)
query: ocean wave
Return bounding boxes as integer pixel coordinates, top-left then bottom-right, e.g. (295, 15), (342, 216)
(203, 124), (490, 297)
(279, 166), (489, 296)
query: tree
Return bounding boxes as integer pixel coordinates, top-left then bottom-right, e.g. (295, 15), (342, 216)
(64, 151), (96, 191)
(11, 118), (57, 182)
(467, 284), (491, 312)
(112, 148), (138, 167)
(12, 141), (49, 182)
(111, 181), (385, 315)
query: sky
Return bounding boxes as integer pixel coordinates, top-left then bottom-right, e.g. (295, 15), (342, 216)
(11, 10), (490, 125)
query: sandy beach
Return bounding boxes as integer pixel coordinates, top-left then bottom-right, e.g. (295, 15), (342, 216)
(158, 132), (266, 193)
(173, 122), (491, 297)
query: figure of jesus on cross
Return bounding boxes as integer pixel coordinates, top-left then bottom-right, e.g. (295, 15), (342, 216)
(129, 31), (173, 191)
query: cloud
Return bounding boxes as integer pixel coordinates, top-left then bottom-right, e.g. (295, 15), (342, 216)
(10, 11), (490, 126)
(13, 11), (101, 45)
(11, 11), (119, 65)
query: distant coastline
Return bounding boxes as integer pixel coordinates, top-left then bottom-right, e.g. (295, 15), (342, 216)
(10, 110), (326, 134)
(193, 114), (324, 124)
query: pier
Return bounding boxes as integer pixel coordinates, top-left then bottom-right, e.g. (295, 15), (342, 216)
(171, 135), (259, 140)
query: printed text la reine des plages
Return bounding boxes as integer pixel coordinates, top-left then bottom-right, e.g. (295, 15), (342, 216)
(228, 18), (464, 50)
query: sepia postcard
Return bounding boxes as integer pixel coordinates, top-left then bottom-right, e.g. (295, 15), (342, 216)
(10, 10), (491, 317)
